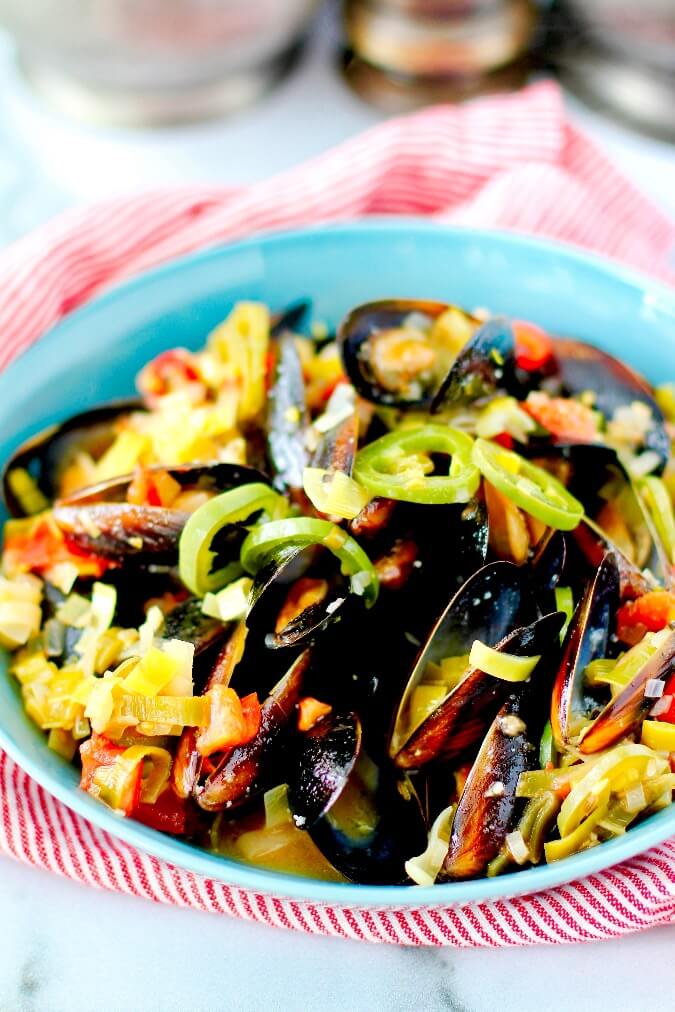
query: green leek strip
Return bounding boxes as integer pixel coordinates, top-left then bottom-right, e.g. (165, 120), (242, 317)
(544, 782), (611, 862)
(178, 482), (288, 596)
(352, 425), (480, 505)
(6, 467), (49, 515)
(471, 438), (584, 531)
(240, 517), (379, 607)
(120, 692), (210, 727)
(302, 468), (370, 520)
(636, 475), (675, 565)
(468, 639), (541, 682)
(120, 745), (172, 804)
(554, 586), (574, 642)
(557, 744), (669, 837)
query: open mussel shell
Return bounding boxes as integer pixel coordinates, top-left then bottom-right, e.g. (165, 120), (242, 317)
(58, 461), (269, 506)
(196, 648), (311, 813)
(443, 692), (534, 879)
(338, 298), (471, 409)
(266, 333), (309, 493)
(2, 398), (144, 516)
(551, 338), (669, 471)
(441, 611), (564, 880)
(430, 317), (517, 413)
(550, 553), (620, 750)
(288, 711), (427, 884)
(390, 561), (531, 766)
(246, 544), (354, 650)
(52, 502), (189, 563)
(52, 462), (271, 567)
(579, 629), (675, 754)
(532, 443), (672, 592)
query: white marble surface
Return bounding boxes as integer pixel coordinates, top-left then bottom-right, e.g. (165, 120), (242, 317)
(0, 9), (675, 1011)
(2, 853), (675, 1012)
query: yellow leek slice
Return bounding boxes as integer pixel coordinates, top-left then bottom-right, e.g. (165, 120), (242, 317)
(469, 639), (541, 682)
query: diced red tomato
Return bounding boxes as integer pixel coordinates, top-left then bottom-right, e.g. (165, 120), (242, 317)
(493, 432), (514, 450)
(3, 515), (112, 579)
(126, 467), (181, 508)
(137, 348), (202, 406)
(656, 674), (675, 724)
(134, 787), (190, 836)
(616, 591), (675, 646)
(512, 320), (554, 372)
(196, 688), (262, 758)
(297, 697), (332, 732)
(524, 391), (599, 443)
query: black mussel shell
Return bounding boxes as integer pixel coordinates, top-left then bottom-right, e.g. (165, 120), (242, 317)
(550, 553), (620, 749)
(271, 300), (311, 338)
(580, 628), (675, 754)
(431, 317), (516, 413)
(52, 502), (189, 563)
(196, 648), (311, 812)
(246, 544), (354, 650)
(288, 712), (427, 885)
(443, 691), (534, 879)
(338, 298), (466, 409)
(2, 398), (144, 516)
(551, 338), (669, 471)
(162, 596), (230, 655)
(390, 561), (531, 766)
(57, 461), (270, 506)
(266, 334), (309, 493)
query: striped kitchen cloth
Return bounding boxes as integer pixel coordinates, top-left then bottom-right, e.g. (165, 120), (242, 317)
(0, 81), (674, 946)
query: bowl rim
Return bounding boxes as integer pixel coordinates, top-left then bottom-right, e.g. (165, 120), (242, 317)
(1, 219), (674, 909)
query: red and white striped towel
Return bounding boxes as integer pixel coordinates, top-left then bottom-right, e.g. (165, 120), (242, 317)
(1, 82), (674, 947)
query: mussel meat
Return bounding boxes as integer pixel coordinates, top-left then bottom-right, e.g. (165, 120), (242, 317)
(338, 299), (478, 409)
(551, 338), (669, 471)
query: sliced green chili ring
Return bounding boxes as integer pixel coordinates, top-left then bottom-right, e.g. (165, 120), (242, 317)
(472, 438), (584, 531)
(240, 517), (379, 607)
(352, 425), (480, 505)
(179, 483), (287, 596)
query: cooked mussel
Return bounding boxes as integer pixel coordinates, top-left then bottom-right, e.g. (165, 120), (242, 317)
(550, 553), (620, 750)
(390, 561), (531, 767)
(52, 502), (189, 563)
(266, 334), (309, 494)
(431, 317), (517, 413)
(443, 693), (534, 879)
(288, 711), (427, 884)
(338, 299), (478, 409)
(442, 611), (564, 879)
(52, 462), (270, 566)
(2, 398), (144, 516)
(196, 647), (310, 812)
(579, 628), (675, 754)
(57, 461), (269, 506)
(551, 338), (669, 470)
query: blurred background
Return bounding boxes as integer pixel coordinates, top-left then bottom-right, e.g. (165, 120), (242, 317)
(0, 0), (672, 244)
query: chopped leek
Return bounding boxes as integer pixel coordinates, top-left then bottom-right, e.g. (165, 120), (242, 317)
(302, 468), (370, 520)
(468, 639), (541, 682)
(202, 576), (252, 623)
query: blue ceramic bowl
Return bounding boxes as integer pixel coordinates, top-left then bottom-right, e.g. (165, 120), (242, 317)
(1, 221), (674, 908)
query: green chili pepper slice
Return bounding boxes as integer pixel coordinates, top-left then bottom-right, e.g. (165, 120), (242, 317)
(179, 483), (287, 596)
(472, 438), (584, 531)
(240, 517), (379, 607)
(352, 425), (479, 505)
